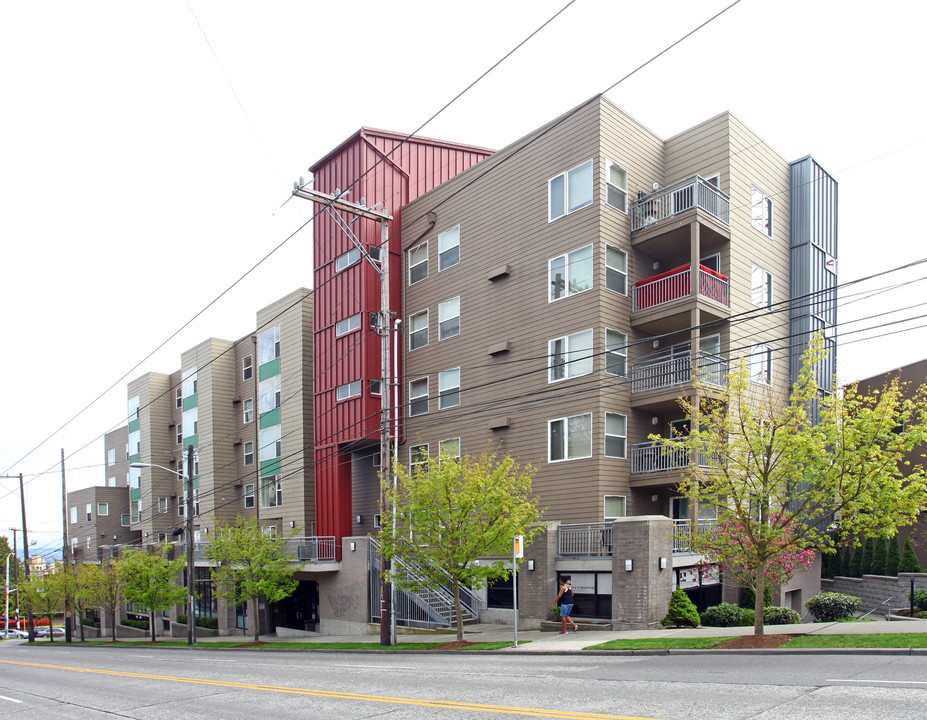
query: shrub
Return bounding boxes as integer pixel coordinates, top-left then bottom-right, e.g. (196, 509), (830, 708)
(899, 538), (921, 573)
(763, 605), (801, 625)
(195, 617), (219, 630)
(79, 617), (100, 628)
(805, 592), (862, 622)
(700, 603), (742, 627)
(861, 537), (875, 575)
(886, 535), (901, 576)
(661, 589), (700, 628)
(839, 544), (854, 576)
(912, 590), (927, 612)
(739, 608), (755, 627)
(121, 618), (150, 630)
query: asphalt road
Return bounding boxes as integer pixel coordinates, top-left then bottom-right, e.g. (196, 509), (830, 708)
(1, 641), (926, 719)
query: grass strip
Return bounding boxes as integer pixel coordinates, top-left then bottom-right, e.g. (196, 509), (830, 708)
(784, 633), (927, 649)
(587, 637), (726, 650)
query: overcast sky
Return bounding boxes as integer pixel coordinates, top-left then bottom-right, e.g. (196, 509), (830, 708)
(2, 0), (925, 556)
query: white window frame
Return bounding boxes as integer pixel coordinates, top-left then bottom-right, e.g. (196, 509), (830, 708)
(175, 387), (183, 409)
(182, 367), (198, 397)
(604, 495), (627, 520)
(408, 242), (428, 285)
(263, 525), (278, 540)
(182, 407), (198, 438)
(86, 503), (92, 521)
(336, 380), (362, 401)
(370, 380), (381, 396)
(751, 185), (773, 237)
(409, 377), (429, 416)
(438, 297), (461, 340)
(605, 159), (628, 213)
(605, 329), (628, 377)
(605, 244), (628, 295)
(548, 159), (593, 222)
(438, 225), (460, 271)
(244, 483), (255, 509)
(750, 343), (772, 385)
(70, 506), (77, 524)
(439, 437), (461, 459)
(336, 312), (363, 337)
(97, 502), (109, 516)
(409, 309), (428, 351)
(243, 441), (254, 467)
(260, 475), (282, 508)
(107, 448), (116, 466)
(158, 497), (169, 514)
(258, 325), (281, 364)
(259, 424), (282, 462)
(335, 246), (361, 272)
(410, 444), (429, 474)
(259, 375), (281, 413)
(751, 263), (773, 311)
(176, 423), (183, 445)
(549, 329), (594, 382)
(605, 412), (627, 459)
(438, 368), (460, 409)
(243, 398), (253, 425)
(548, 413), (593, 462)
(242, 354), (253, 381)
(549, 244), (593, 302)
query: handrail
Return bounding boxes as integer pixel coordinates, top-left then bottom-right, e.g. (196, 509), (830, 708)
(860, 596), (896, 621)
(631, 175), (730, 231)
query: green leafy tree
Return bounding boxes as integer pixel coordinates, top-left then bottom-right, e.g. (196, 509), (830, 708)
(871, 537), (888, 576)
(886, 535), (901, 576)
(120, 546), (186, 642)
(899, 537), (922, 573)
(861, 537), (875, 575)
(661, 588), (700, 627)
(206, 517), (299, 642)
(22, 572), (67, 641)
(849, 544), (863, 577)
(839, 544), (853, 577)
(664, 335), (927, 635)
(380, 450), (544, 642)
(0, 536), (24, 588)
(80, 561), (125, 642)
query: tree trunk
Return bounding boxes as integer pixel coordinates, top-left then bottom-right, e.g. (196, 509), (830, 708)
(150, 610), (157, 643)
(251, 596), (260, 643)
(453, 581), (463, 642)
(48, 615), (55, 643)
(754, 570), (766, 636)
(78, 614), (85, 642)
(111, 609), (118, 642)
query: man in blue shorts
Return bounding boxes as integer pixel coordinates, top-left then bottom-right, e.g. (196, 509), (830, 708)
(552, 576), (579, 633)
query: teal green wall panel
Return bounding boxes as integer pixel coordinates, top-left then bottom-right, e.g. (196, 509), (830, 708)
(259, 358), (280, 380)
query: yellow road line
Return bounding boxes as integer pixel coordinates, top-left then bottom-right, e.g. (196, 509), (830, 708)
(0, 659), (662, 720)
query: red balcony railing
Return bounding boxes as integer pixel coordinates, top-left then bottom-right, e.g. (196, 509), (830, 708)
(633, 265), (729, 312)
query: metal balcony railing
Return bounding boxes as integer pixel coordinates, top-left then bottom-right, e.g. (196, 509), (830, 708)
(558, 522), (613, 557)
(629, 439), (710, 474)
(672, 518), (717, 553)
(284, 536), (337, 563)
(631, 175), (730, 231)
(630, 353), (728, 394)
(632, 265), (729, 312)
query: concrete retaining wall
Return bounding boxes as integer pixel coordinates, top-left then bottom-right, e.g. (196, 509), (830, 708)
(822, 573), (927, 615)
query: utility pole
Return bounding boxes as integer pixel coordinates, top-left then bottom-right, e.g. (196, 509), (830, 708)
(60, 449), (72, 643)
(291, 185), (396, 646)
(186, 444), (196, 646)
(1, 475), (36, 642)
(9, 528), (19, 629)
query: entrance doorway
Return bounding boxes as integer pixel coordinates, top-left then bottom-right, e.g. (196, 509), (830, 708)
(271, 580), (319, 632)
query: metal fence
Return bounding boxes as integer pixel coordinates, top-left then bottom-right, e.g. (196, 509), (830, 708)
(557, 522), (613, 557)
(631, 175), (730, 231)
(630, 353), (728, 394)
(672, 519), (717, 553)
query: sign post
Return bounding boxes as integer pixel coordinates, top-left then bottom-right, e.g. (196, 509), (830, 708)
(513, 535), (523, 647)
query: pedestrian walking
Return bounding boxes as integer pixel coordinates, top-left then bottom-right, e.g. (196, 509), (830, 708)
(552, 576), (579, 634)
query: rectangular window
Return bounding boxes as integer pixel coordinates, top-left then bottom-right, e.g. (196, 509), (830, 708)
(335, 247), (361, 272)
(548, 159), (593, 221)
(87, 536), (91, 549)
(243, 399), (253, 424)
(107, 477), (116, 487)
(258, 325), (281, 364)
(605, 329), (628, 376)
(605, 244), (628, 295)
(336, 312), (362, 336)
(549, 329), (594, 382)
(107, 448), (116, 466)
(130, 500), (141, 524)
(128, 395), (140, 421)
(176, 423), (183, 445)
(409, 377), (429, 416)
(128, 429), (140, 457)
(259, 425), (282, 461)
(751, 185), (773, 237)
(97, 502), (109, 516)
(604, 495), (626, 519)
(86, 503), (92, 521)
(368, 244), (382, 263)
(242, 355), (253, 381)
(439, 437), (461, 459)
(438, 297), (460, 340)
(438, 368), (460, 409)
(243, 441), (254, 466)
(175, 387), (183, 408)
(260, 476), (282, 508)
(410, 444), (429, 474)
(336, 380), (362, 401)
(70, 506), (77, 524)
(549, 244), (593, 301)
(244, 483), (255, 508)
(121, 513), (131, 527)
(605, 159), (628, 212)
(438, 225), (460, 271)
(408, 242), (428, 285)
(549, 413), (593, 462)
(751, 343), (772, 384)
(259, 375), (281, 413)
(182, 367), (197, 397)
(158, 497), (168, 514)
(183, 407), (198, 437)
(751, 263), (773, 310)
(605, 412), (627, 458)
(409, 310), (428, 350)
(129, 467), (141, 489)
(370, 380), (381, 396)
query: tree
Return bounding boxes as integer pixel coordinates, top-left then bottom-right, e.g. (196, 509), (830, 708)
(871, 537), (888, 576)
(22, 572), (67, 641)
(120, 546), (186, 642)
(886, 535), (901, 576)
(849, 544), (863, 578)
(665, 335), (927, 635)
(380, 450), (544, 642)
(206, 517), (299, 642)
(900, 537), (922, 573)
(861, 537), (875, 576)
(80, 561), (125, 642)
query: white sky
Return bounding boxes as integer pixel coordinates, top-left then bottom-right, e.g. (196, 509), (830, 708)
(2, 0), (925, 556)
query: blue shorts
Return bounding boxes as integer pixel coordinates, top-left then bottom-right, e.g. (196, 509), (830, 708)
(560, 603), (574, 618)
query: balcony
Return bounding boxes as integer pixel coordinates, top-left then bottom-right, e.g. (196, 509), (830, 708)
(631, 353), (728, 395)
(672, 519), (717, 554)
(629, 439), (710, 475)
(633, 265), (729, 313)
(557, 522), (613, 557)
(631, 175), (730, 232)
(177, 537), (337, 564)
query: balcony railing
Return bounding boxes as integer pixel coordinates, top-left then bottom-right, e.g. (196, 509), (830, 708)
(285, 536), (337, 563)
(557, 522), (613, 557)
(632, 265), (729, 312)
(629, 439), (710, 474)
(631, 175), (730, 231)
(631, 353), (728, 394)
(673, 519), (717, 553)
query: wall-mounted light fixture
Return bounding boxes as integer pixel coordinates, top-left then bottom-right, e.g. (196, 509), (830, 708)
(290, 520), (295, 528)
(659, 557), (667, 570)
(356, 515), (362, 524)
(350, 542), (356, 552)
(652, 339), (660, 348)
(652, 261), (660, 271)
(527, 559), (535, 571)
(651, 494), (659, 503)
(651, 417), (659, 426)
(625, 559), (633, 572)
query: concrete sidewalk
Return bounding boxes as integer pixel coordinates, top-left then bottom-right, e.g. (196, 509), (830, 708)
(196, 617), (927, 653)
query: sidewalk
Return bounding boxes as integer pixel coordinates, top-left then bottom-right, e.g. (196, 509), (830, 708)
(196, 617), (927, 653)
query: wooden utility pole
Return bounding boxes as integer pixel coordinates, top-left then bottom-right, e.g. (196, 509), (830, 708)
(185, 444), (196, 646)
(60, 449), (72, 643)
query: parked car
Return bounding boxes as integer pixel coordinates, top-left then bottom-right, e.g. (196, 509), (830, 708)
(1, 628), (28, 639)
(34, 627), (65, 638)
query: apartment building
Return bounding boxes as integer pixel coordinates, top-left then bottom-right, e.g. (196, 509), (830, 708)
(66, 484), (139, 563)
